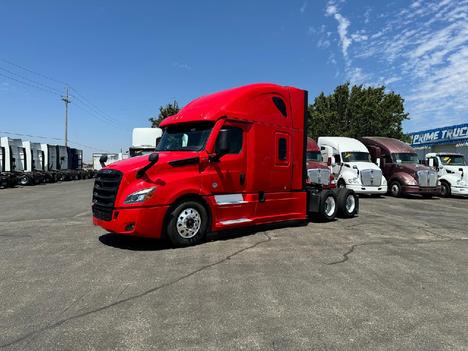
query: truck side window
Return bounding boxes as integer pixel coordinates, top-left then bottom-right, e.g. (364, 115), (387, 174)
(334, 154), (341, 164)
(272, 97), (287, 117)
(215, 126), (243, 154)
(278, 138), (287, 160)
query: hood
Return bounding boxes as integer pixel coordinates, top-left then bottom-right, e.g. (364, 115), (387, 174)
(394, 163), (430, 174)
(105, 151), (200, 174)
(344, 161), (380, 171)
(307, 160), (328, 170)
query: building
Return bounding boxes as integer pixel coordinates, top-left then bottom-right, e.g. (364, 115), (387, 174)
(408, 123), (468, 159)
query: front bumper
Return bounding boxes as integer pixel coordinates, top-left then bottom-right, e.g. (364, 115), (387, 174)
(451, 185), (468, 196)
(93, 205), (169, 238)
(346, 183), (387, 195)
(402, 185), (441, 195)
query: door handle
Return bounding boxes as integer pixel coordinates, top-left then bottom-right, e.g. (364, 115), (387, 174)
(240, 173), (245, 185)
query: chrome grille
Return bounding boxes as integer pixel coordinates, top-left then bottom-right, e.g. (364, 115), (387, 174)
(360, 169), (382, 186)
(307, 168), (331, 186)
(417, 170), (438, 187)
(92, 169), (122, 221)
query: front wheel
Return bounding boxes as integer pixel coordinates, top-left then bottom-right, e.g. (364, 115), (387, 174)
(319, 190), (338, 221)
(18, 175), (31, 186)
(440, 182), (451, 197)
(336, 188), (359, 218)
(389, 181), (402, 197)
(166, 201), (208, 247)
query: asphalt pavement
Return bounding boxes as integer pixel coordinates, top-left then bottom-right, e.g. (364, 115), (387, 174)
(1, 180), (467, 350)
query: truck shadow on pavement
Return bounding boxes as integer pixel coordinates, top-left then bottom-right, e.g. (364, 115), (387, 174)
(98, 220), (308, 251)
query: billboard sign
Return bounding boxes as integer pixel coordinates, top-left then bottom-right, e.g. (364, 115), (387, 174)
(408, 123), (468, 147)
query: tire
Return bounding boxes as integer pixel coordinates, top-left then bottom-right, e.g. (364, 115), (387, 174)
(166, 201), (208, 247)
(18, 175), (30, 186)
(319, 190), (338, 221)
(440, 181), (451, 197)
(389, 181), (402, 197)
(336, 188), (359, 218)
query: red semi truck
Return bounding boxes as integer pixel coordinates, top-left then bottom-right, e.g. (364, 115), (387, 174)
(92, 84), (359, 246)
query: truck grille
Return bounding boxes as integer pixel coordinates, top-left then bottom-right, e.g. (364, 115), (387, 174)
(360, 169), (382, 186)
(307, 168), (331, 186)
(92, 169), (122, 221)
(417, 170), (438, 187)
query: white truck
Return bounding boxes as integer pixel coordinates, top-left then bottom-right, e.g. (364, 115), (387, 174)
(318, 136), (388, 195)
(0, 137), (25, 187)
(425, 153), (468, 197)
(92, 153), (124, 171)
(18, 141), (46, 185)
(129, 128), (162, 157)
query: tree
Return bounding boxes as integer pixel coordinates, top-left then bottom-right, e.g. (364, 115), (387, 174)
(149, 100), (180, 127)
(308, 83), (409, 141)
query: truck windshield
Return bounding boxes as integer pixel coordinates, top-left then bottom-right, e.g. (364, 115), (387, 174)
(341, 152), (370, 162)
(440, 155), (466, 166)
(306, 151), (322, 162)
(393, 153), (418, 164)
(156, 122), (214, 152)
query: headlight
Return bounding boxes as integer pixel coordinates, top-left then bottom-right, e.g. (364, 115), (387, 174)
(124, 187), (156, 204)
(348, 177), (360, 184)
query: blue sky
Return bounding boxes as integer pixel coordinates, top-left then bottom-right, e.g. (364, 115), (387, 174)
(1, 0), (467, 161)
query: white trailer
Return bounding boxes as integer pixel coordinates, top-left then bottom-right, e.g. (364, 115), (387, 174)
(93, 153), (123, 170)
(129, 128), (162, 157)
(318, 136), (388, 195)
(425, 152), (468, 197)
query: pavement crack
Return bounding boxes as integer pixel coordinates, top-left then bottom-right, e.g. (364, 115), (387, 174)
(326, 238), (468, 266)
(0, 232), (272, 349)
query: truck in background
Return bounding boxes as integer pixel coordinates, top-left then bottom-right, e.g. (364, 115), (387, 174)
(129, 128), (162, 157)
(306, 138), (335, 189)
(360, 137), (440, 197)
(425, 153), (468, 197)
(0, 137), (25, 188)
(0, 138), (19, 188)
(318, 137), (388, 196)
(92, 83), (360, 247)
(41, 143), (60, 183)
(93, 153), (124, 171)
(17, 141), (46, 185)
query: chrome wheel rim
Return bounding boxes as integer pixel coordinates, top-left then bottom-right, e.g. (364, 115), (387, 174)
(391, 184), (399, 196)
(324, 196), (336, 217)
(176, 208), (201, 239)
(345, 194), (356, 213)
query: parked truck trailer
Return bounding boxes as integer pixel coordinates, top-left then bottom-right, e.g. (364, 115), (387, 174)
(360, 137), (441, 197)
(92, 83), (359, 247)
(41, 143), (60, 183)
(0, 137), (25, 188)
(17, 141), (46, 185)
(0, 138), (19, 188)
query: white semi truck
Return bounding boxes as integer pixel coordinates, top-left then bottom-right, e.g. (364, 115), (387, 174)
(425, 152), (468, 197)
(18, 141), (46, 185)
(129, 128), (162, 157)
(318, 136), (388, 195)
(0, 137), (25, 187)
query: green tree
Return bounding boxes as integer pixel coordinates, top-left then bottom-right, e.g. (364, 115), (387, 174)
(308, 83), (409, 141)
(149, 100), (180, 127)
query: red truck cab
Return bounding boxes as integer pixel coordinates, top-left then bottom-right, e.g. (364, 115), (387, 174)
(92, 84), (358, 246)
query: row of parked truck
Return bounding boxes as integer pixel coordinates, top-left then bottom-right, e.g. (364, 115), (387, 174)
(91, 83), (467, 248)
(306, 136), (467, 198)
(0, 136), (94, 189)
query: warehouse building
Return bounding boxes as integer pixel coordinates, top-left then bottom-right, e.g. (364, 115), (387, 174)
(408, 123), (468, 160)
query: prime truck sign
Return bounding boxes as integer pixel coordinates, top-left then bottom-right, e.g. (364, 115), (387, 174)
(409, 123), (468, 147)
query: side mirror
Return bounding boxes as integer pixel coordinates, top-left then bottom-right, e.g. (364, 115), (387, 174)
(376, 158), (381, 167)
(148, 152), (159, 163)
(428, 158), (434, 167)
(327, 156), (335, 167)
(99, 154), (108, 168)
(136, 152), (159, 179)
(213, 129), (230, 161)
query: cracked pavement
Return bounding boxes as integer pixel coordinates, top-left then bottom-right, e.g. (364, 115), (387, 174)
(1, 180), (468, 350)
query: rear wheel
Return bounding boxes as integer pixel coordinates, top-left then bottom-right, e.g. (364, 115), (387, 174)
(389, 181), (402, 197)
(336, 188), (359, 218)
(167, 201), (208, 247)
(319, 190), (338, 221)
(18, 175), (31, 186)
(440, 181), (451, 197)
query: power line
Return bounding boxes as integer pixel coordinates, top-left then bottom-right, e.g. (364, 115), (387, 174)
(0, 130), (111, 153)
(0, 58), (69, 86)
(0, 66), (63, 95)
(0, 71), (61, 97)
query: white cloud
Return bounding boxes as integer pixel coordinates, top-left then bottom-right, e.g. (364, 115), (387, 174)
(319, 0), (468, 129)
(300, 1), (308, 14)
(172, 62), (192, 70)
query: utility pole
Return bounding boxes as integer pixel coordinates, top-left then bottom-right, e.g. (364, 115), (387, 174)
(62, 87), (71, 146)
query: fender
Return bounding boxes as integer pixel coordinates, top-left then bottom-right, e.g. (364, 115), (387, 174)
(390, 171), (417, 186)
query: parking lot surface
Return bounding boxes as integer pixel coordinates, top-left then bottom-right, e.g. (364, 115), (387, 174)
(1, 180), (468, 350)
